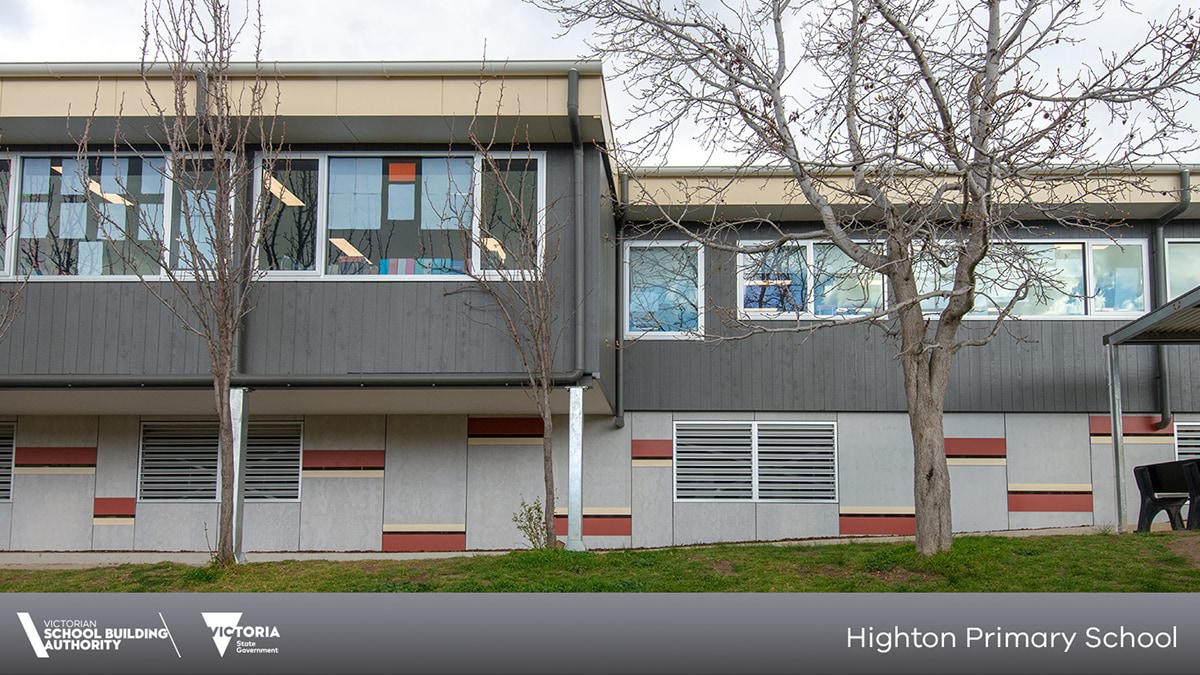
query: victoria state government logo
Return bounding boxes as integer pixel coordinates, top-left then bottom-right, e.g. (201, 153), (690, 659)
(201, 612), (282, 656)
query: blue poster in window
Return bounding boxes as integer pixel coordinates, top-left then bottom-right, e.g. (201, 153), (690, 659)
(20, 202), (49, 238)
(139, 204), (164, 240)
(421, 157), (473, 230)
(100, 203), (127, 240)
(60, 159), (84, 195)
(100, 157), (129, 194)
(387, 183), (415, 221)
(58, 202), (88, 239)
(23, 158), (51, 195)
(77, 241), (104, 276)
(142, 158), (166, 195)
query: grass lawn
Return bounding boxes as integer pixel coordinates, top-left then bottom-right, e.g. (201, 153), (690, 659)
(2, 532), (1199, 593)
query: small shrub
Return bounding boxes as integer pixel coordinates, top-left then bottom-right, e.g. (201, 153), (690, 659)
(512, 497), (551, 549)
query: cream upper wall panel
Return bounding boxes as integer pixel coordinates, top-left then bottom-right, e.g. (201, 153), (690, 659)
(334, 77), (444, 116)
(0, 78), (119, 117)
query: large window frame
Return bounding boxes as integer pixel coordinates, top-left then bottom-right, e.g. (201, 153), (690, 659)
(671, 419), (839, 504)
(624, 239), (705, 340)
(251, 150), (547, 282)
(734, 237), (1151, 322)
(1165, 238), (1200, 302)
(0, 154), (14, 277)
(736, 240), (884, 321)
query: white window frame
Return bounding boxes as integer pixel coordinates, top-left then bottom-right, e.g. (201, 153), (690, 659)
(253, 150), (547, 282)
(5, 152), (178, 282)
(671, 419), (839, 504)
(624, 239), (705, 340)
(736, 240), (885, 321)
(1084, 238), (1152, 319)
(1164, 237), (1200, 302)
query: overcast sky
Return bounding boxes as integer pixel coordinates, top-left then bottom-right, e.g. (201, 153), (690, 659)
(0, 0), (1194, 165)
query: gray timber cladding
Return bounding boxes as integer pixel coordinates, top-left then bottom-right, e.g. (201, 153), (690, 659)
(622, 220), (1200, 414)
(0, 147), (609, 380)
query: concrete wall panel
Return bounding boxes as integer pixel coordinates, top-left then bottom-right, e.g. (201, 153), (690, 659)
(673, 502), (755, 545)
(1005, 414), (1091, 485)
(466, 443), (543, 550)
(949, 465), (1009, 532)
(0, 503), (11, 549)
(244, 503), (301, 552)
(755, 504), (839, 541)
(95, 416), (139, 498)
(632, 466), (672, 548)
(1091, 441), (1175, 529)
(299, 477), (383, 551)
(10, 474), (94, 550)
(385, 415), (467, 526)
(583, 535), (630, 550)
(629, 412), (672, 442)
(92, 524), (134, 550)
(836, 413), (913, 508)
(552, 415), (631, 513)
(304, 415), (386, 450)
(15, 416), (99, 447)
(944, 414), (1006, 438)
(1008, 511), (1092, 530)
(134, 503), (219, 551)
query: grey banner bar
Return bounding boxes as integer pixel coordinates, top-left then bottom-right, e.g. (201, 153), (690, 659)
(0, 593), (1195, 674)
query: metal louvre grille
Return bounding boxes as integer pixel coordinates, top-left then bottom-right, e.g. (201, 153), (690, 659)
(756, 423), (837, 502)
(1177, 423), (1200, 461)
(139, 422), (219, 501)
(673, 421), (838, 502)
(245, 422), (302, 501)
(674, 422), (754, 500)
(0, 422), (14, 501)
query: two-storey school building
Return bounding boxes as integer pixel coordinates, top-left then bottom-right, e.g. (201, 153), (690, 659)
(0, 61), (1198, 552)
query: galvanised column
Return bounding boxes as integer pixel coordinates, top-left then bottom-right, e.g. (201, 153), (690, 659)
(566, 385), (587, 552)
(230, 387), (250, 563)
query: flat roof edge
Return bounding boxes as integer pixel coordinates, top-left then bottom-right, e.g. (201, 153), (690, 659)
(0, 60), (605, 78)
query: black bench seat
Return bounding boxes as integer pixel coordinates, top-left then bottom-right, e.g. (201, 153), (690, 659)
(1133, 460), (1200, 532)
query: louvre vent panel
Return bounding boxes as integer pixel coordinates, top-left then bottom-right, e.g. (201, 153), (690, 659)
(1177, 424), (1200, 461)
(674, 423), (754, 500)
(673, 421), (838, 503)
(756, 423), (837, 501)
(0, 422), (14, 501)
(245, 422), (302, 500)
(139, 421), (302, 501)
(139, 422), (220, 501)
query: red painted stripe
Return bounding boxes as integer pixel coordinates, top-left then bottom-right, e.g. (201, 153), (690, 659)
(944, 438), (1006, 457)
(1088, 415), (1173, 436)
(632, 439), (673, 459)
(302, 450), (385, 470)
(554, 515), (634, 537)
(1008, 492), (1093, 512)
(93, 497), (136, 518)
(467, 417), (544, 438)
(382, 533), (466, 552)
(839, 515), (916, 536)
(14, 447), (97, 466)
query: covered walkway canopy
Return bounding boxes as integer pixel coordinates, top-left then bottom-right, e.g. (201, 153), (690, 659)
(1104, 283), (1200, 528)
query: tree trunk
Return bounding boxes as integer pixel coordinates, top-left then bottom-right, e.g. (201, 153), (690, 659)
(213, 369), (235, 565)
(900, 351), (954, 555)
(540, 404), (557, 548)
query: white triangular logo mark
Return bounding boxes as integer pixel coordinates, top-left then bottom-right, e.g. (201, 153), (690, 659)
(201, 612), (243, 657)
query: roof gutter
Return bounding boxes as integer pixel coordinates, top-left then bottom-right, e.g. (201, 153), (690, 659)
(0, 372), (589, 390)
(1150, 168), (1191, 430)
(0, 60), (605, 78)
(568, 68), (588, 384)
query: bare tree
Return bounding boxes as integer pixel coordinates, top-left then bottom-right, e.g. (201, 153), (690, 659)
(446, 99), (565, 549)
(536, 0), (1200, 553)
(72, 0), (283, 565)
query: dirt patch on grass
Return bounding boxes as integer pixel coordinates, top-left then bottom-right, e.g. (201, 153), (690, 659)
(689, 556), (737, 576)
(1165, 533), (1200, 568)
(871, 568), (937, 584)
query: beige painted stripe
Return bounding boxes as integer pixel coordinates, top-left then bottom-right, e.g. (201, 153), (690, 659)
(632, 459), (672, 468)
(1090, 436), (1175, 445)
(1008, 483), (1093, 493)
(840, 506), (915, 515)
(947, 457), (1007, 466)
(301, 469), (385, 479)
(93, 517), (135, 526)
(383, 523), (466, 533)
(13, 466), (96, 475)
(467, 437), (543, 446)
(553, 506), (633, 516)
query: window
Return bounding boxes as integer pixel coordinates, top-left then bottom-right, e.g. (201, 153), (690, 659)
(1177, 423), (1200, 461)
(138, 420), (302, 501)
(1167, 240), (1200, 301)
(0, 160), (10, 274)
(259, 159), (319, 272)
(673, 421), (837, 502)
(626, 242), (703, 337)
(738, 241), (884, 319)
(325, 155), (473, 276)
(1090, 241), (1146, 314)
(0, 421), (13, 501)
(480, 158), (540, 273)
(973, 243), (1086, 317)
(17, 155), (167, 276)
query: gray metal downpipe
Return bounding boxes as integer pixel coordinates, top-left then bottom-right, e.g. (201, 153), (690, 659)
(1151, 169), (1191, 430)
(568, 68), (586, 378)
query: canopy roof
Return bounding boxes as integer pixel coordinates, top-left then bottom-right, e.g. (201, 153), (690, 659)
(1105, 284), (1200, 346)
